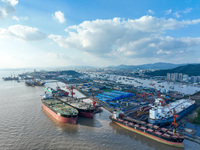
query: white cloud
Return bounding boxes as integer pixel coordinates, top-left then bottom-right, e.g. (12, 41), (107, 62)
(173, 12), (180, 18)
(157, 49), (171, 55)
(12, 16), (28, 21)
(165, 9), (172, 15)
(0, 8), (7, 18)
(147, 10), (154, 15)
(2, 0), (18, 6)
(183, 8), (192, 14)
(173, 8), (193, 18)
(0, 0), (28, 21)
(47, 52), (70, 60)
(12, 15), (19, 21)
(0, 25), (46, 41)
(0, 0), (18, 19)
(52, 10), (66, 23)
(49, 16), (200, 64)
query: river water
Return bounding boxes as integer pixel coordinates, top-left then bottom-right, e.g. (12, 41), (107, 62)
(96, 74), (200, 95)
(0, 71), (200, 150)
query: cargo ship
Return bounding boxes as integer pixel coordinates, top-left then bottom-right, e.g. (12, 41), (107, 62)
(59, 97), (95, 118)
(110, 112), (184, 147)
(42, 98), (78, 124)
(25, 80), (45, 86)
(148, 98), (195, 126)
(3, 76), (19, 81)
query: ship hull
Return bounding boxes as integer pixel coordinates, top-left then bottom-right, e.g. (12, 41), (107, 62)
(66, 103), (94, 118)
(148, 103), (195, 126)
(79, 110), (94, 118)
(42, 103), (78, 124)
(58, 98), (95, 119)
(112, 120), (184, 148)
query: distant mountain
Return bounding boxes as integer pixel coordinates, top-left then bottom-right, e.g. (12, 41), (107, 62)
(107, 62), (186, 70)
(65, 66), (96, 69)
(46, 70), (81, 76)
(146, 64), (200, 76)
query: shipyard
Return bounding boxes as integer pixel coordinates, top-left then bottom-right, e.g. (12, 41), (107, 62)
(1, 1), (200, 149)
(1, 67), (200, 149)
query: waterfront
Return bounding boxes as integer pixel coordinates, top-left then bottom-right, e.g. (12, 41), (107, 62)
(104, 74), (200, 95)
(0, 71), (200, 150)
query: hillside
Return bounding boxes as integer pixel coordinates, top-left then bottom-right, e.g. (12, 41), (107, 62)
(45, 70), (81, 76)
(108, 62), (185, 70)
(146, 64), (200, 76)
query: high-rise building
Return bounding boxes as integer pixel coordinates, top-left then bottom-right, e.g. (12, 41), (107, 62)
(178, 73), (183, 81)
(167, 73), (171, 81)
(174, 73), (178, 81)
(171, 73), (174, 81)
(197, 76), (200, 83)
(183, 74), (189, 82)
(191, 76), (197, 83)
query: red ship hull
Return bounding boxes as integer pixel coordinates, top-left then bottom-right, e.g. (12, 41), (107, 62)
(42, 104), (78, 124)
(79, 111), (94, 118)
(114, 121), (184, 147)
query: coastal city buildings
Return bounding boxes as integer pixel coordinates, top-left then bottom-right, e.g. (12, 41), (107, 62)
(167, 73), (200, 83)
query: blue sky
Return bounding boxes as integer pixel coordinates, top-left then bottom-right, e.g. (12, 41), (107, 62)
(0, 0), (200, 68)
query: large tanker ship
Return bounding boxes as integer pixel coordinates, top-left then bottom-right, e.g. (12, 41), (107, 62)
(148, 98), (195, 126)
(59, 97), (95, 118)
(42, 99), (78, 124)
(110, 111), (184, 147)
(42, 86), (94, 118)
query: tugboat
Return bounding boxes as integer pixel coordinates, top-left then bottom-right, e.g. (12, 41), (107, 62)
(110, 111), (184, 147)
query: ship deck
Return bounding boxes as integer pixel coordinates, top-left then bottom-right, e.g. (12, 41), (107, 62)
(59, 97), (95, 111)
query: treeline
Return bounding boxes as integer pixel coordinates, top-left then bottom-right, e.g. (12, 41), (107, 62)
(146, 64), (200, 76)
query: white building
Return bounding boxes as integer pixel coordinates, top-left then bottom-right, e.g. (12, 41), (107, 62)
(182, 74), (189, 82)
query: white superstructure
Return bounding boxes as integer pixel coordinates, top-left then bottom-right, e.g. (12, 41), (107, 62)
(149, 98), (195, 120)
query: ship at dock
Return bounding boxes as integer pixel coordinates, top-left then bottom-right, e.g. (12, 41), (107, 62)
(41, 98), (78, 124)
(59, 97), (95, 118)
(25, 79), (45, 86)
(2, 75), (19, 81)
(43, 86), (95, 118)
(148, 98), (195, 126)
(110, 111), (184, 147)
(43, 86), (69, 97)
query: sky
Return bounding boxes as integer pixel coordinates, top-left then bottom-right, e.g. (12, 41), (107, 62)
(0, 0), (200, 68)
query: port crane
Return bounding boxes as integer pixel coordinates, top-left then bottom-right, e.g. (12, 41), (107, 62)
(143, 93), (153, 99)
(56, 82), (61, 91)
(136, 93), (153, 99)
(154, 86), (179, 134)
(70, 86), (75, 98)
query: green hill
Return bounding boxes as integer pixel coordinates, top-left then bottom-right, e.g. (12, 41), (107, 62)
(146, 64), (200, 76)
(107, 62), (185, 70)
